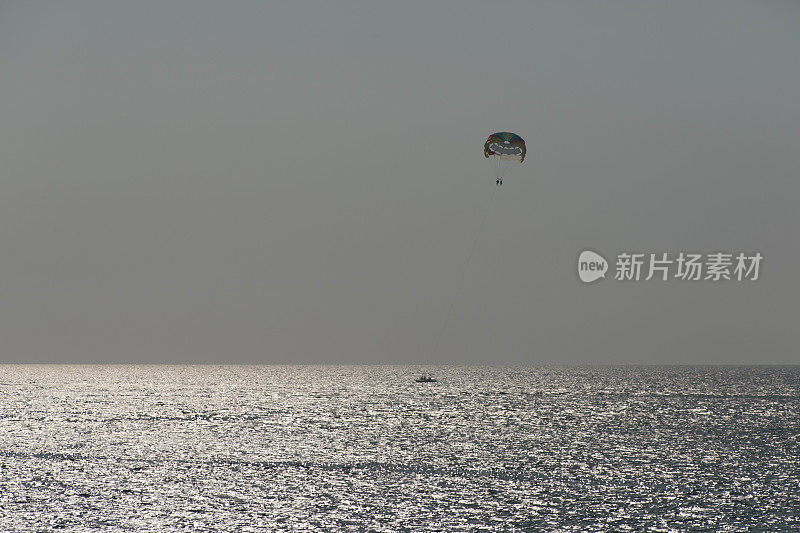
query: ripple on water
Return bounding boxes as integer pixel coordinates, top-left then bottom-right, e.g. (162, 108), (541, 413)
(0, 365), (797, 531)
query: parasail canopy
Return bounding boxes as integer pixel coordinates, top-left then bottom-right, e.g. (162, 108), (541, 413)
(484, 132), (526, 163)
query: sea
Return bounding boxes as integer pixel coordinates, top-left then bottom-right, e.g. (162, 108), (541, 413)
(0, 365), (797, 532)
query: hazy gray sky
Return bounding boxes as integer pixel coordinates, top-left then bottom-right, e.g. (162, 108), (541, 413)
(0, 1), (798, 363)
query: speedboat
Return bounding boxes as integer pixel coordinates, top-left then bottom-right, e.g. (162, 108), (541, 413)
(415, 374), (437, 383)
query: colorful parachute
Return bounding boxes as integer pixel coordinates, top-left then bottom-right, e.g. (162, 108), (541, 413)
(484, 132), (526, 163)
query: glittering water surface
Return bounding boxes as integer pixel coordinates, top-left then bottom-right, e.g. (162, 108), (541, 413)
(0, 366), (798, 532)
